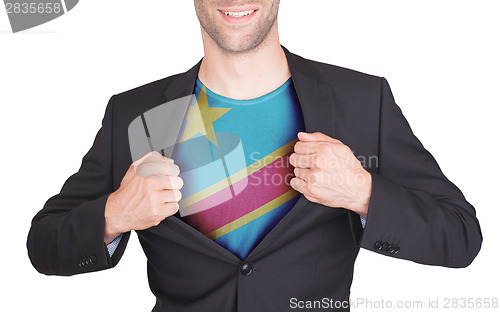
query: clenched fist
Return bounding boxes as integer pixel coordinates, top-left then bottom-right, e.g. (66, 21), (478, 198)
(103, 151), (184, 244)
(289, 132), (372, 219)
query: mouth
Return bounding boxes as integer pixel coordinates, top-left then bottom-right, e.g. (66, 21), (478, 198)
(218, 8), (258, 24)
(220, 9), (256, 18)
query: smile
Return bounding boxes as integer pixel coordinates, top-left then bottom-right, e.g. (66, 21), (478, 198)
(220, 10), (256, 18)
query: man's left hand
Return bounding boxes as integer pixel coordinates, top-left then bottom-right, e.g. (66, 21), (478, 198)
(289, 132), (372, 219)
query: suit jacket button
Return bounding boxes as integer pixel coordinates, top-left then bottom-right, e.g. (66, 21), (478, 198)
(240, 263), (253, 276)
(387, 244), (394, 253)
(89, 256), (97, 265)
(381, 242), (389, 252)
(80, 258), (88, 267)
(374, 241), (383, 250)
(393, 245), (400, 254)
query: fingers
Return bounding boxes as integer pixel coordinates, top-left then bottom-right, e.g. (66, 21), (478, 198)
(160, 175), (184, 190)
(293, 141), (315, 154)
(290, 177), (319, 203)
(162, 202), (180, 216)
(290, 176), (306, 190)
(294, 167), (323, 186)
(145, 175), (183, 191)
(293, 141), (320, 154)
(293, 167), (310, 181)
(157, 189), (182, 202)
(164, 157), (174, 164)
(297, 131), (342, 144)
(135, 159), (180, 179)
(289, 153), (316, 168)
(294, 139), (343, 155)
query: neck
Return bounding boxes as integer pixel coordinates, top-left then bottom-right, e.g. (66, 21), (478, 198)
(197, 24), (291, 100)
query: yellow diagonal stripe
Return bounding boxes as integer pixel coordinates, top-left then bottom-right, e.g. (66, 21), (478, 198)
(205, 189), (300, 240)
(178, 138), (298, 207)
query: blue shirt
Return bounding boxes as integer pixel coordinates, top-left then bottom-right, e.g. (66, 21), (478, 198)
(171, 77), (304, 259)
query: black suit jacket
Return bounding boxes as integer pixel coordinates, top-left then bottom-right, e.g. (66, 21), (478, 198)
(27, 46), (482, 311)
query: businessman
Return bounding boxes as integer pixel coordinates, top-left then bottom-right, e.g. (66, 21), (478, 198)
(27, 1), (482, 311)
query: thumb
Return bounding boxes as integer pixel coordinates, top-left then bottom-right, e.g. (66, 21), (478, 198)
(297, 131), (340, 143)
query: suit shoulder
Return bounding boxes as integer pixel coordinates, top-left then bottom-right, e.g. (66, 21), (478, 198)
(295, 53), (382, 87)
(107, 71), (190, 127)
(113, 73), (182, 104)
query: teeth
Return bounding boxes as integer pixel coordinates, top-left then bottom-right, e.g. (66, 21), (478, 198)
(222, 10), (255, 18)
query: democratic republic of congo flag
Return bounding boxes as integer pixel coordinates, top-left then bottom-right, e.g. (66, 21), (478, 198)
(170, 77), (305, 259)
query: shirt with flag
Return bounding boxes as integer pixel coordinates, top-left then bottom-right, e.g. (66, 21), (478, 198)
(105, 77), (366, 258)
(170, 76), (305, 260)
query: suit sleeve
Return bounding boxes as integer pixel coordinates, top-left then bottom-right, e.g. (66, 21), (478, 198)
(27, 95), (130, 276)
(350, 77), (482, 268)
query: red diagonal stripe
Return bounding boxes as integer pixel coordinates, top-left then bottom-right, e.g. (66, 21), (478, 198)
(182, 151), (295, 235)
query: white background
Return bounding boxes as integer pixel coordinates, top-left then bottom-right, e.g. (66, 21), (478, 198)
(1, 0), (499, 311)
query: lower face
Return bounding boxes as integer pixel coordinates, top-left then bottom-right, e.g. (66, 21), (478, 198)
(194, 0), (281, 54)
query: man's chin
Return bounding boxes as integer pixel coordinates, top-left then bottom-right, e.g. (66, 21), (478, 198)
(216, 37), (264, 55)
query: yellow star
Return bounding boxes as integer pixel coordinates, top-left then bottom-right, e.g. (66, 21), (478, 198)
(179, 86), (231, 147)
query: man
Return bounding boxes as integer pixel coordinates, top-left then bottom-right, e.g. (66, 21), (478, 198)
(27, 1), (482, 311)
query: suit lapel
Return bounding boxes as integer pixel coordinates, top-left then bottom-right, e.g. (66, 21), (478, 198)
(282, 45), (336, 136)
(157, 46), (337, 261)
(163, 60), (202, 102)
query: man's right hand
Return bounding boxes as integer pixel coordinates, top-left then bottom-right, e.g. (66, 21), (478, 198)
(103, 151), (183, 244)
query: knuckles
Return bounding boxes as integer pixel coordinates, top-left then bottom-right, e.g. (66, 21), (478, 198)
(134, 160), (181, 179)
(289, 153), (296, 166)
(311, 156), (322, 168)
(165, 202), (180, 215)
(308, 170), (320, 184)
(316, 143), (331, 155)
(176, 176), (184, 188)
(164, 176), (183, 190)
(167, 163), (181, 176)
(172, 189), (182, 202)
